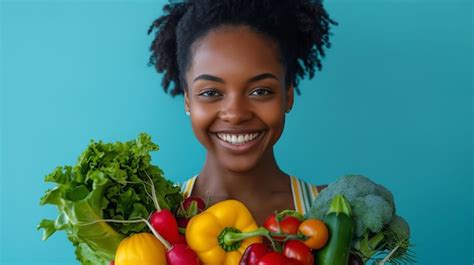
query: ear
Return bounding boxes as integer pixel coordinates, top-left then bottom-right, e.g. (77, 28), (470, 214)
(285, 84), (294, 113)
(184, 89), (190, 112)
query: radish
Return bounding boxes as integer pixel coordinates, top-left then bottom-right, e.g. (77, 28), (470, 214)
(144, 171), (183, 245)
(182, 196), (206, 211)
(175, 197), (206, 228)
(150, 209), (183, 245)
(167, 243), (202, 265)
(141, 219), (201, 265)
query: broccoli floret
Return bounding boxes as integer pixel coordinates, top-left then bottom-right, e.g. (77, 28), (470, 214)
(307, 175), (395, 236)
(352, 194), (394, 236)
(306, 175), (414, 263)
(387, 215), (410, 240)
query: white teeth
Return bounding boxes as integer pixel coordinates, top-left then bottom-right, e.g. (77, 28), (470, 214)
(216, 132), (261, 145)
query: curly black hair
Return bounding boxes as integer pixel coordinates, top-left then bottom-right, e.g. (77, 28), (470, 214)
(148, 0), (337, 97)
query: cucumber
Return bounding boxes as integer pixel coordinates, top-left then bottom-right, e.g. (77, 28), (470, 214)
(315, 195), (354, 265)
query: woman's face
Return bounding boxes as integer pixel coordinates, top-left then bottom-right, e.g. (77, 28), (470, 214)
(184, 25), (293, 173)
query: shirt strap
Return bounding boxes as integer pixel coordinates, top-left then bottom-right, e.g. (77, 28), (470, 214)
(181, 175), (198, 198)
(290, 176), (319, 215)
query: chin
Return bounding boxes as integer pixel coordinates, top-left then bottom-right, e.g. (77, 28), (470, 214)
(220, 157), (261, 174)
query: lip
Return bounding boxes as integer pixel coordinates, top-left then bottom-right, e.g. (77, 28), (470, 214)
(211, 130), (265, 154)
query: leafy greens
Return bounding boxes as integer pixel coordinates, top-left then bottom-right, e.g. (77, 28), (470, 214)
(38, 133), (183, 265)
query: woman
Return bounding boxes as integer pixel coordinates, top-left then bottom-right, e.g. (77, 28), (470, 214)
(148, 0), (336, 225)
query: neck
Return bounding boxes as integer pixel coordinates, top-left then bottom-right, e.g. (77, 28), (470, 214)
(197, 149), (288, 199)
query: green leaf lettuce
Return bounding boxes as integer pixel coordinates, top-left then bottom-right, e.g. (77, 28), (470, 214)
(38, 133), (183, 264)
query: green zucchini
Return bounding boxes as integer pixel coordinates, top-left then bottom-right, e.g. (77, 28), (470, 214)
(315, 195), (354, 265)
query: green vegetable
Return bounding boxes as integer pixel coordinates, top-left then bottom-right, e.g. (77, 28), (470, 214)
(307, 175), (415, 264)
(315, 194), (354, 265)
(38, 133), (183, 265)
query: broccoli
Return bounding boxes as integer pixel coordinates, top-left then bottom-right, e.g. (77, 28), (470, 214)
(306, 175), (415, 264)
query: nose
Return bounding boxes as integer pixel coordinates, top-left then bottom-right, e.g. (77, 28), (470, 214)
(219, 94), (253, 124)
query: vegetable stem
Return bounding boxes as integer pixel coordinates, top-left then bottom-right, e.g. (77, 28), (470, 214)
(142, 218), (171, 250)
(77, 218), (171, 250)
(222, 227), (269, 244)
(144, 170), (161, 211)
(327, 195), (352, 216)
(218, 227), (277, 252)
(368, 232), (385, 250)
(376, 244), (400, 265)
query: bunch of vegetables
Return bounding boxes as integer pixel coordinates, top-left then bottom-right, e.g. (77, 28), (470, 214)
(38, 133), (183, 264)
(38, 133), (414, 265)
(181, 199), (332, 265)
(111, 174), (202, 264)
(307, 175), (415, 264)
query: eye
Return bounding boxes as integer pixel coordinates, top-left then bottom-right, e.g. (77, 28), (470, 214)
(250, 88), (274, 96)
(198, 89), (221, 98)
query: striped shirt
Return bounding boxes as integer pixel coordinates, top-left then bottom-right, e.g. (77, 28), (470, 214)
(180, 175), (319, 215)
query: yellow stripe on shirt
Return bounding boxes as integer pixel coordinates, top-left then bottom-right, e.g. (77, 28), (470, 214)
(311, 185), (318, 198)
(291, 176), (304, 214)
(182, 175), (197, 198)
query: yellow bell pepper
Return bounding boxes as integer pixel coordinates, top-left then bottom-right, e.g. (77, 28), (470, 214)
(186, 199), (270, 265)
(115, 232), (167, 265)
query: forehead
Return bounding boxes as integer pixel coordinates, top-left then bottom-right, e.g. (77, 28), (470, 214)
(187, 25), (285, 80)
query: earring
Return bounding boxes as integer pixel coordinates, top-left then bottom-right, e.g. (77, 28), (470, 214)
(185, 111), (190, 116)
(285, 109), (291, 113)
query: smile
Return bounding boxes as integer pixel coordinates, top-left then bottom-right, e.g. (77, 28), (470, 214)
(216, 132), (262, 145)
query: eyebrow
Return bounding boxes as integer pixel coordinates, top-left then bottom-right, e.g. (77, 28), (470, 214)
(193, 73), (279, 84)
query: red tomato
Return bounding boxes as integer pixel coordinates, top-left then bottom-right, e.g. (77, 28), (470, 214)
(283, 240), (314, 265)
(263, 213), (301, 241)
(257, 252), (302, 265)
(239, 243), (269, 265)
(286, 257), (304, 265)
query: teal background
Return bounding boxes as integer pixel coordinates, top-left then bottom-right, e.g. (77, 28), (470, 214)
(1, 0), (472, 264)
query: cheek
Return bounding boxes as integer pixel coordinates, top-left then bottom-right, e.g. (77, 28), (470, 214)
(263, 106), (286, 143)
(189, 105), (215, 146)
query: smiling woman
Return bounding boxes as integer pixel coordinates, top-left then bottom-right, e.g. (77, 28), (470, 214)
(147, 0), (336, 226)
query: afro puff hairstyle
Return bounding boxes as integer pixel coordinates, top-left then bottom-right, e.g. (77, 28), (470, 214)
(148, 0), (337, 97)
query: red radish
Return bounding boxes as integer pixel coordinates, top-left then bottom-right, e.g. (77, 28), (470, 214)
(166, 243), (202, 265)
(175, 197), (206, 228)
(142, 173), (201, 263)
(176, 216), (191, 229)
(176, 234), (187, 244)
(182, 196), (206, 211)
(150, 209), (182, 245)
(144, 171), (183, 245)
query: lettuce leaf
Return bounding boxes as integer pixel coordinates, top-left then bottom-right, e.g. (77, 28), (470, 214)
(38, 133), (183, 264)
